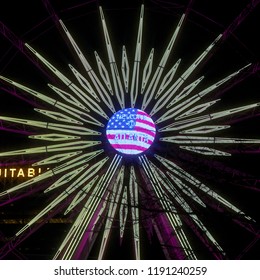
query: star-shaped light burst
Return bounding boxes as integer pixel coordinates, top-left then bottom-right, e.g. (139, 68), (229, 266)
(0, 5), (259, 260)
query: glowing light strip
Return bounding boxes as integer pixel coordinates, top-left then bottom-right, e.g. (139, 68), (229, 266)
(47, 83), (88, 111)
(175, 64), (252, 119)
(94, 51), (113, 95)
(151, 163), (225, 255)
(32, 151), (81, 166)
(167, 76), (204, 107)
(0, 141), (101, 157)
(47, 157), (106, 194)
(141, 156), (196, 259)
(47, 84), (103, 127)
(119, 186), (128, 240)
(140, 49), (154, 94)
(68, 65), (99, 101)
(176, 100), (221, 121)
(61, 158), (107, 194)
(155, 59), (181, 99)
(0, 141), (100, 157)
(167, 172), (206, 207)
(160, 135), (260, 144)
(130, 5), (144, 108)
(155, 154), (252, 220)
(65, 176), (99, 214)
(157, 64), (251, 123)
(25, 44), (108, 119)
(142, 14), (185, 110)
(150, 34), (222, 116)
(180, 125), (230, 135)
(59, 20), (115, 113)
(14, 193), (71, 237)
(121, 46), (130, 93)
(0, 75), (102, 127)
(86, 158), (124, 245)
(14, 168), (88, 236)
(15, 158), (108, 238)
(47, 150), (103, 190)
(66, 156), (122, 260)
(180, 146), (231, 156)
(29, 133), (80, 142)
(86, 191), (109, 243)
(98, 166), (125, 259)
(57, 192), (106, 260)
(129, 166), (140, 260)
(153, 165), (206, 208)
(54, 155), (116, 259)
(99, 7), (125, 109)
(0, 150), (103, 197)
(159, 103), (259, 132)
(0, 75), (55, 106)
(0, 116), (100, 135)
(139, 156), (196, 259)
(156, 77), (207, 124)
(55, 154), (122, 259)
(35, 109), (82, 124)
(45, 165), (87, 193)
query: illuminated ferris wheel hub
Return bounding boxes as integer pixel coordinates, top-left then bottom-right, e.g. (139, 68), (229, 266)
(106, 108), (156, 155)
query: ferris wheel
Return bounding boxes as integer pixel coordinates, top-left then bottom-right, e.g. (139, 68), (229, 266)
(0, 0), (259, 260)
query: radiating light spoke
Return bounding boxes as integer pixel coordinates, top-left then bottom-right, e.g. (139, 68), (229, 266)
(140, 48), (154, 94)
(54, 154), (122, 259)
(0, 115), (100, 135)
(119, 186), (128, 241)
(98, 165), (125, 259)
(0, 141), (100, 157)
(160, 135), (260, 144)
(95, 51), (114, 95)
(179, 146), (231, 156)
(142, 14), (185, 111)
(29, 133), (80, 142)
(154, 154), (252, 220)
(150, 163), (225, 256)
(139, 155), (196, 259)
(150, 34), (222, 116)
(130, 5), (144, 108)
(129, 166), (140, 259)
(14, 159), (106, 238)
(121, 46), (130, 93)
(99, 7), (125, 109)
(0, 150), (104, 198)
(159, 103), (259, 132)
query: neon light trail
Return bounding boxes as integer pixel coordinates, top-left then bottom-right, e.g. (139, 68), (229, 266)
(0, 2), (259, 260)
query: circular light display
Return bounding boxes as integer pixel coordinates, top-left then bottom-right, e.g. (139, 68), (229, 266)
(106, 108), (156, 155)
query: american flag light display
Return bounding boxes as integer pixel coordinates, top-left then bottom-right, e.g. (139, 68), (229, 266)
(106, 108), (156, 155)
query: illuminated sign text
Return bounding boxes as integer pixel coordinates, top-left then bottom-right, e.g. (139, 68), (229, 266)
(0, 167), (42, 178)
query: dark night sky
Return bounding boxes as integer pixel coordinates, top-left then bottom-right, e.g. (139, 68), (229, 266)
(0, 0), (260, 260)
